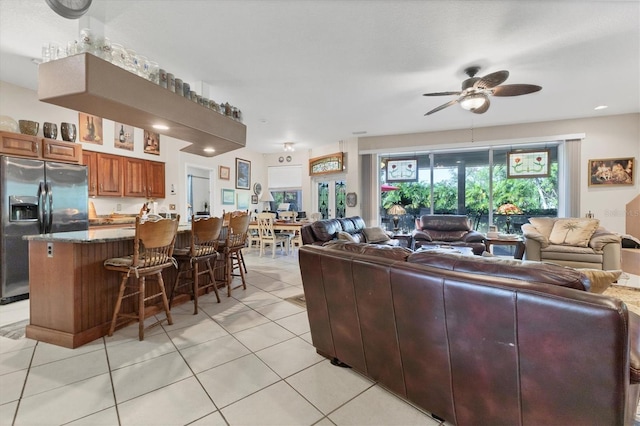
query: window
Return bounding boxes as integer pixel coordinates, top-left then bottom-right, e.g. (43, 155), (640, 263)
(380, 144), (558, 233)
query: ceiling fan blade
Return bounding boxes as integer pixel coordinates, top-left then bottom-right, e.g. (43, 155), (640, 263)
(423, 91), (462, 96)
(425, 99), (459, 115)
(492, 84), (542, 96)
(471, 97), (490, 114)
(474, 70), (509, 90)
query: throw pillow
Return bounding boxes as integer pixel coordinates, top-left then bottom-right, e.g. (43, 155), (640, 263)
(577, 269), (623, 294)
(337, 231), (356, 242)
(363, 227), (391, 244)
(548, 218), (600, 247)
(528, 217), (557, 238)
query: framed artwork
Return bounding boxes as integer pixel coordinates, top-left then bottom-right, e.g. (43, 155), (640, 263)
(386, 158), (418, 182)
(309, 152), (344, 176)
(251, 194), (258, 204)
(222, 188), (235, 205)
(237, 192), (250, 210)
(114, 122), (134, 151)
(219, 165), (230, 180)
(236, 158), (251, 190)
(78, 112), (103, 144)
(143, 130), (160, 155)
(588, 157), (634, 186)
(507, 149), (550, 178)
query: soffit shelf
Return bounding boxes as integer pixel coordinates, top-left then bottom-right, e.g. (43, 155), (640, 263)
(37, 53), (246, 157)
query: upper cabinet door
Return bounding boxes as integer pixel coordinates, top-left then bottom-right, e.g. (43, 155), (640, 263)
(82, 151), (98, 196)
(41, 139), (82, 163)
(146, 160), (165, 199)
(96, 153), (123, 196)
(123, 157), (147, 197)
(0, 132), (40, 158)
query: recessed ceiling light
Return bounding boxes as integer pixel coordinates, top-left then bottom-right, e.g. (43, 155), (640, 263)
(352, 131), (367, 135)
(152, 124), (169, 130)
(594, 105), (608, 110)
(259, 119), (268, 124)
(203, 147), (215, 153)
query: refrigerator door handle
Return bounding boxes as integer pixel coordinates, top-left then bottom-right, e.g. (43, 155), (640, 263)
(37, 181), (46, 234)
(46, 182), (53, 233)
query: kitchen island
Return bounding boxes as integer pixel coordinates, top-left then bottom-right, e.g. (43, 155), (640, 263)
(25, 225), (193, 348)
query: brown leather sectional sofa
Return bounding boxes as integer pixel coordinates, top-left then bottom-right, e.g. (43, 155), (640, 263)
(412, 214), (486, 254)
(300, 216), (399, 246)
(299, 242), (640, 425)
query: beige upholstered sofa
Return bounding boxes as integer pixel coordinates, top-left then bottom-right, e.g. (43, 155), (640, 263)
(522, 217), (621, 270)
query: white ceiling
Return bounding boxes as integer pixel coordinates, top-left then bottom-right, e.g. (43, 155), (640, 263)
(1, 1), (639, 154)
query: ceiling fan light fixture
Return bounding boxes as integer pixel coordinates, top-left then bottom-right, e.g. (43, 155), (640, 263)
(283, 142), (295, 152)
(460, 93), (488, 111)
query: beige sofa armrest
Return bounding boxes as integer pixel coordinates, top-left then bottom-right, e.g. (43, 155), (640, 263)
(522, 223), (549, 248)
(589, 229), (622, 251)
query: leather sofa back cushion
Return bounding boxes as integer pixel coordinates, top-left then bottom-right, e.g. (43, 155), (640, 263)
(549, 218), (600, 247)
(363, 226), (391, 243)
(420, 215), (471, 231)
(425, 229), (468, 242)
(311, 219), (342, 242)
(324, 241), (413, 260)
(407, 251), (589, 291)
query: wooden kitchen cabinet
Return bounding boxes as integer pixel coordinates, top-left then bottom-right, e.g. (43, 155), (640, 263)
(146, 160), (165, 199)
(42, 138), (82, 163)
(96, 153), (123, 196)
(0, 132), (81, 163)
(123, 157), (147, 197)
(0, 132), (40, 158)
(81, 151), (98, 196)
(124, 157), (165, 198)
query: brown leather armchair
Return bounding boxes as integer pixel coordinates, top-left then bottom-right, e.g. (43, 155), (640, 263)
(412, 214), (486, 254)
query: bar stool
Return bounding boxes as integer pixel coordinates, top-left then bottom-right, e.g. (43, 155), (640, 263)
(104, 215), (180, 341)
(218, 213), (250, 296)
(170, 216), (223, 314)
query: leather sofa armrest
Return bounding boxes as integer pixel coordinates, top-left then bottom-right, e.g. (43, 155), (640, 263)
(462, 230), (485, 243)
(629, 311), (640, 384)
(412, 229), (432, 241)
(522, 223), (549, 248)
(589, 229), (622, 251)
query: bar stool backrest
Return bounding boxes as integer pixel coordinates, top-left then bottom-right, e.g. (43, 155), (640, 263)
(190, 216), (223, 257)
(134, 215), (180, 268)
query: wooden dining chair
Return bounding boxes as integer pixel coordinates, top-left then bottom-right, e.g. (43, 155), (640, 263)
(257, 212), (292, 258)
(104, 215), (180, 341)
(171, 215), (223, 314)
(278, 211), (297, 221)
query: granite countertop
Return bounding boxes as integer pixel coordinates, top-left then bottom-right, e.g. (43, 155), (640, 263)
(89, 215), (137, 226)
(25, 224), (192, 243)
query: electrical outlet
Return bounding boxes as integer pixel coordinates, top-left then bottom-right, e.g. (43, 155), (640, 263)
(169, 204), (176, 210)
(116, 204), (122, 211)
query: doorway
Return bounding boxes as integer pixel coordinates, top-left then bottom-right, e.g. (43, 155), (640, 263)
(186, 165), (213, 220)
(315, 178), (346, 219)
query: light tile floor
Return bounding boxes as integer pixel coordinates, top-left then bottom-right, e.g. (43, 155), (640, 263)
(0, 248), (442, 426)
(2, 249), (639, 425)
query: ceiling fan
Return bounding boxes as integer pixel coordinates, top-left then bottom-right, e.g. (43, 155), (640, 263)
(423, 66), (541, 115)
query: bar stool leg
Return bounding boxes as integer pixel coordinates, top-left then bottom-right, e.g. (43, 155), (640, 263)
(205, 258), (221, 303)
(109, 274), (129, 337)
(156, 272), (173, 327)
(138, 277), (146, 341)
(193, 261), (200, 315)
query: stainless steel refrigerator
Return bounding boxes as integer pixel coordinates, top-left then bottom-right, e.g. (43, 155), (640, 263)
(1, 156), (88, 304)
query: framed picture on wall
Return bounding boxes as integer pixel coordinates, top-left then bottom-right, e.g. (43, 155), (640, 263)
(236, 158), (251, 190)
(386, 158), (418, 182)
(114, 122), (134, 151)
(143, 130), (160, 155)
(251, 194), (258, 204)
(222, 188), (235, 205)
(507, 149), (550, 178)
(237, 192), (250, 210)
(78, 113), (103, 144)
(588, 157), (634, 186)
(219, 165), (230, 180)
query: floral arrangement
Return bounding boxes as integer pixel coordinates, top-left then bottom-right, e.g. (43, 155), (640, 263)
(496, 203), (522, 215)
